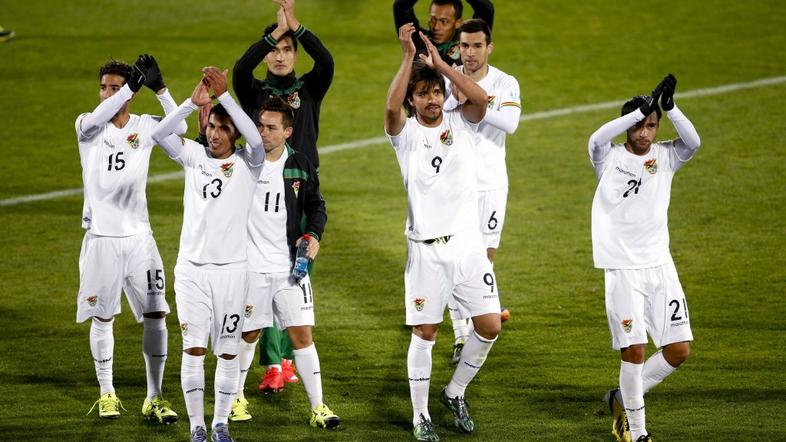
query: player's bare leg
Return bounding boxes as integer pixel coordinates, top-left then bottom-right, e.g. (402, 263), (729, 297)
(288, 325), (339, 428)
(141, 311), (177, 424)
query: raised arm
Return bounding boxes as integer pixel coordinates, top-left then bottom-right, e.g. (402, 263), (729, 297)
(393, 0), (425, 50)
(658, 74), (701, 170)
(467, 0), (495, 30)
(279, 0), (334, 101)
(152, 79), (212, 161)
(140, 54), (187, 135)
(419, 32), (487, 123)
(77, 62), (145, 141)
(386, 24), (418, 136)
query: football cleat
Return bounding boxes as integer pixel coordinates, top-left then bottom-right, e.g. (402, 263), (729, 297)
(412, 413), (439, 441)
(87, 392), (126, 419)
(229, 395), (252, 422)
(450, 341), (464, 366)
(439, 388), (474, 433)
(258, 367), (285, 394)
(635, 434), (652, 442)
(604, 388), (632, 442)
(190, 426), (208, 442)
(282, 358), (299, 383)
(142, 396), (178, 424)
(211, 423), (235, 442)
(310, 403), (340, 429)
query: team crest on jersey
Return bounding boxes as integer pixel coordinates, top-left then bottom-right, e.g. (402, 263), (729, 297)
(220, 162), (235, 178)
(292, 180), (301, 197)
(414, 298), (426, 311)
(487, 95), (497, 109)
(439, 129), (453, 146)
(287, 91), (301, 109)
(127, 133), (140, 149)
(180, 322), (189, 335)
(244, 304), (254, 318)
(644, 158), (658, 174)
(86, 295), (98, 307)
(621, 319), (633, 333)
(447, 43), (460, 60)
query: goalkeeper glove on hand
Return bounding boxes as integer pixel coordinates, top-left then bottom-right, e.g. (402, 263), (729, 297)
(128, 57), (146, 93)
(141, 54), (166, 92)
(660, 73), (677, 111)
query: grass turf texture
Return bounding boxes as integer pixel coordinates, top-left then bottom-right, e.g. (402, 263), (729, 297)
(1, 0), (785, 440)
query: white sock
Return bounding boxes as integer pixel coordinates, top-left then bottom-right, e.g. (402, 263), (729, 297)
(212, 357), (239, 428)
(445, 330), (496, 398)
(90, 318), (115, 396)
(294, 343), (323, 409)
(620, 361), (646, 439)
(237, 339), (258, 397)
(451, 318), (470, 343)
(181, 353), (206, 431)
(142, 317), (167, 400)
(407, 334), (435, 426)
(642, 350), (677, 394)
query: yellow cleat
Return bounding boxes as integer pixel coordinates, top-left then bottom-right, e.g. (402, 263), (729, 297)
(310, 403), (340, 429)
(87, 392), (126, 419)
(229, 395), (252, 422)
(605, 389), (632, 442)
(142, 396), (178, 424)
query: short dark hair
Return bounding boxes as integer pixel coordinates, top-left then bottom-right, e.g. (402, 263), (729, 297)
(622, 96), (662, 120)
(208, 103), (238, 133)
(431, 0), (463, 19)
(264, 23), (298, 51)
(257, 97), (295, 129)
(404, 60), (446, 117)
(99, 59), (132, 83)
(459, 18), (491, 43)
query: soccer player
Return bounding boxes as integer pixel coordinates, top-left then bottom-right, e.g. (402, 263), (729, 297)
(77, 55), (184, 423)
(393, 0), (494, 66)
(229, 98), (338, 429)
(233, 0), (334, 393)
(589, 74), (699, 442)
(152, 67), (265, 442)
(443, 18), (521, 364)
(386, 24), (501, 441)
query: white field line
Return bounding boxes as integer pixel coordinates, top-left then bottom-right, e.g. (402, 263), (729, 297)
(2, 75), (785, 207)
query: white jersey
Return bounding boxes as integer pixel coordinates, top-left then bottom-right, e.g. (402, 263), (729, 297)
(387, 109), (479, 240)
(76, 112), (159, 237)
(175, 140), (263, 265)
(591, 142), (681, 269)
(247, 150), (291, 273)
(445, 65), (521, 191)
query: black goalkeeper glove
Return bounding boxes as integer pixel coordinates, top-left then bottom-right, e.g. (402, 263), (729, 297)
(660, 73), (677, 111)
(638, 82), (664, 117)
(127, 57), (146, 93)
(140, 54), (166, 92)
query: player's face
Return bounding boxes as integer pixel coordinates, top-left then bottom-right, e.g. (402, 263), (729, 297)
(409, 80), (445, 126)
(626, 112), (660, 155)
(100, 73), (130, 117)
(429, 4), (461, 44)
(257, 111), (293, 153)
(264, 37), (297, 76)
(206, 113), (239, 159)
(459, 31), (493, 73)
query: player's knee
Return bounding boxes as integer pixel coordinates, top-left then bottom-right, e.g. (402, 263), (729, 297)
(143, 311), (166, 319)
(288, 326), (313, 349)
(664, 342), (690, 367)
(486, 248), (496, 262)
(219, 353), (237, 360)
(242, 329), (261, 343)
(621, 344), (646, 363)
(184, 347), (207, 356)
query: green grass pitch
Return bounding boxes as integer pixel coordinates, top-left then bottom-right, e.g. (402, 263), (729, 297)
(1, 0), (785, 440)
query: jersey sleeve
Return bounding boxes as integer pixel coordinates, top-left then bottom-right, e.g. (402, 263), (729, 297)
(233, 32), (276, 116)
(152, 98), (199, 163)
(296, 26), (335, 102)
(588, 110), (644, 178)
(155, 88), (188, 135)
(77, 85), (134, 142)
(482, 74), (521, 134)
(665, 105), (701, 172)
(386, 117), (415, 151)
(467, 0), (495, 29)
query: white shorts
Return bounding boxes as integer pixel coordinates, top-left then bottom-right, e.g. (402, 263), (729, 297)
(405, 229), (501, 325)
(477, 188), (508, 249)
(244, 272), (314, 331)
(174, 259), (248, 356)
(76, 231), (169, 323)
(604, 257), (694, 350)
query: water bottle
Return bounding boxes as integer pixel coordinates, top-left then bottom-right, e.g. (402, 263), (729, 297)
(292, 235), (311, 282)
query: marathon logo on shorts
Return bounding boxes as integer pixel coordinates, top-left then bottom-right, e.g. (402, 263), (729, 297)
(439, 129), (453, 146)
(180, 322), (188, 335)
(301, 305), (314, 311)
(220, 162), (235, 178)
(414, 298), (426, 311)
(87, 295), (98, 307)
(126, 133), (140, 149)
(292, 180), (301, 197)
(621, 319), (633, 333)
(220, 334), (236, 340)
(644, 158), (658, 174)
(244, 304), (254, 318)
